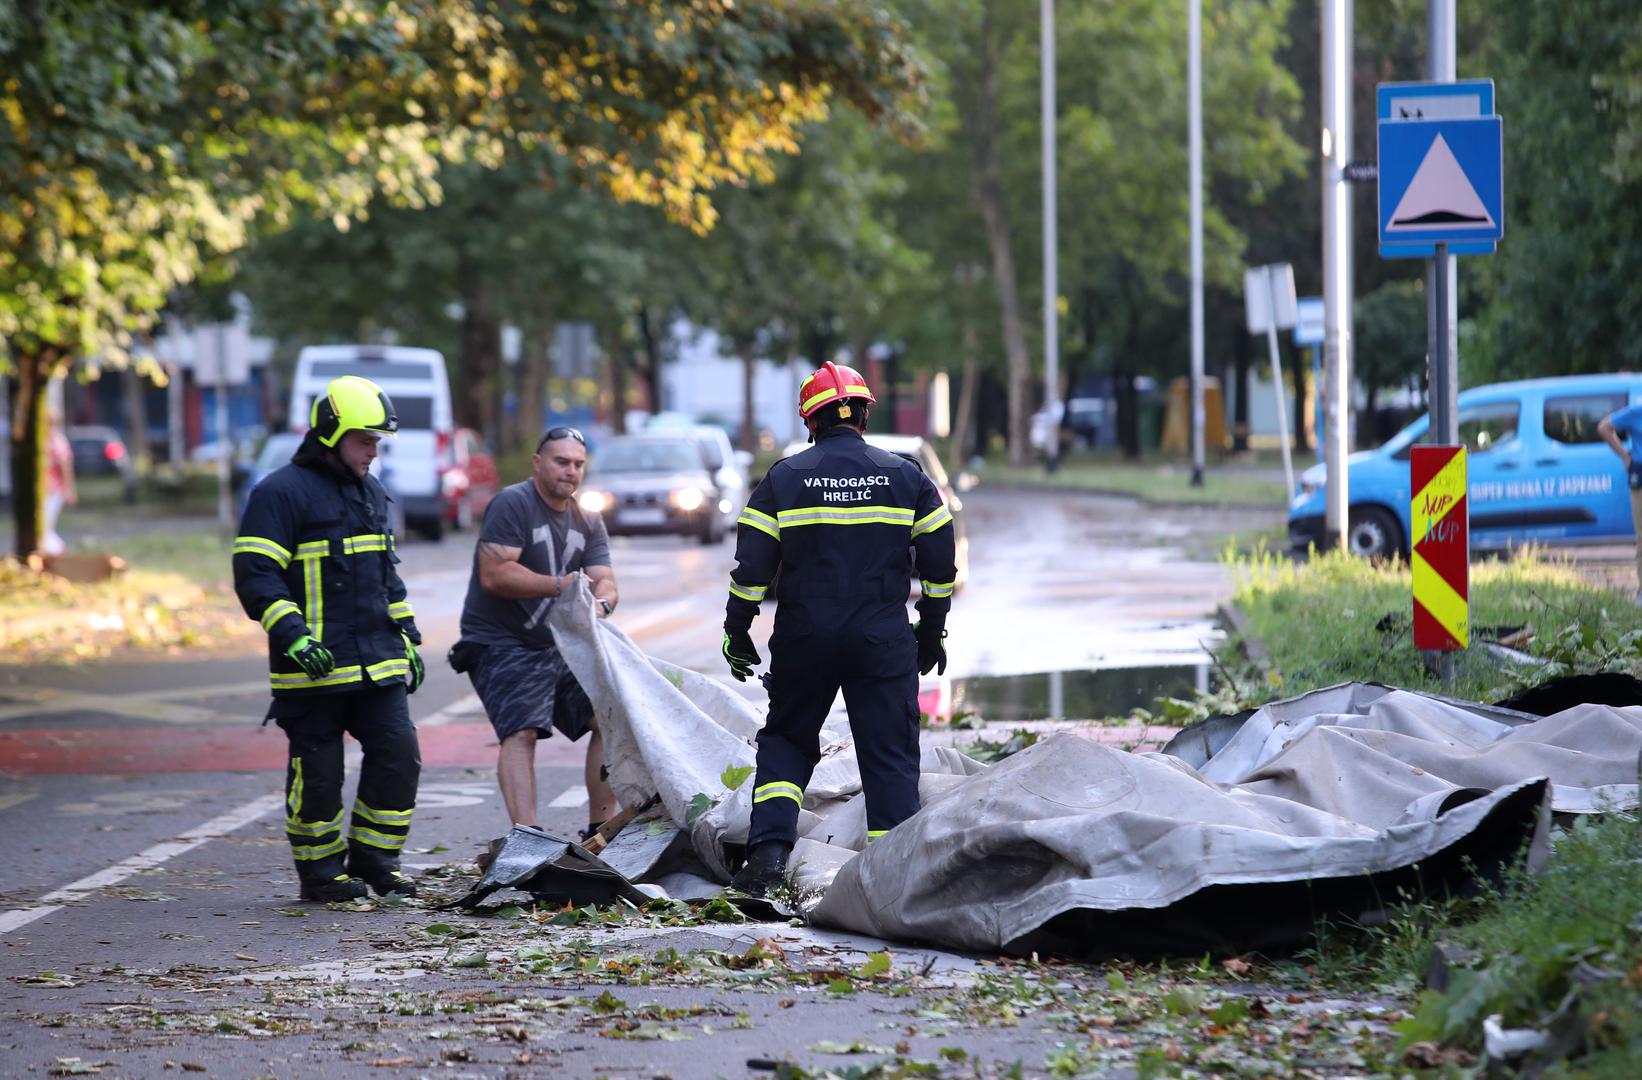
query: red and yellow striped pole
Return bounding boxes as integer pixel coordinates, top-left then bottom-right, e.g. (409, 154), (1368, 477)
(1411, 446), (1468, 650)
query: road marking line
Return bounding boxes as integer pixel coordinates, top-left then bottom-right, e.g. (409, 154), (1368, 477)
(0, 793), (281, 937)
(0, 791), (37, 812)
(419, 693), (483, 729)
(548, 785), (588, 808)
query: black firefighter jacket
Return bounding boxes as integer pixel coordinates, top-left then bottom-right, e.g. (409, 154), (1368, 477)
(233, 443), (419, 696)
(725, 427), (957, 640)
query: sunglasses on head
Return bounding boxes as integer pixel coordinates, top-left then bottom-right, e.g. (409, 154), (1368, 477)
(536, 426), (586, 452)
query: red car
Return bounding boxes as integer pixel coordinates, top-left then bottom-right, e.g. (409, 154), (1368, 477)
(440, 427), (499, 531)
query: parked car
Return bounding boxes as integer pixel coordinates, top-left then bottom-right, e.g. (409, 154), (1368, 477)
(1288, 373), (1642, 559)
(67, 425), (137, 502)
(779, 432), (972, 590)
(290, 344), (455, 539)
(577, 434), (728, 544)
(1029, 397), (1108, 453)
(440, 427), (499, 531)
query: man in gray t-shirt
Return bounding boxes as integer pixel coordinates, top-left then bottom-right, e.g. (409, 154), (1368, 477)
(456, 426), (621, 837)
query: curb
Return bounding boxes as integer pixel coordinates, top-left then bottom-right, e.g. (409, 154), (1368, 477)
(982, 478), (1284, 512)
(1215, 601), (1273, 679)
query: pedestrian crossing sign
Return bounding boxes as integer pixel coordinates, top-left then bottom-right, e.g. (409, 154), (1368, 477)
(1378, 116), (1502, 256)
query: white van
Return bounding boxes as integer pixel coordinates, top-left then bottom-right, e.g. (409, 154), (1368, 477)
(289, 345), (455, 539)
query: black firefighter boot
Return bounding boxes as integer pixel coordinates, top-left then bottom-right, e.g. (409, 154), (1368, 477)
(730, 841), (791, 897)
(297, 861), (369, 903)
(349, 847), (418, 898)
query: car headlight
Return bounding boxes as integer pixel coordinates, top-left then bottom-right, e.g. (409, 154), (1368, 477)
(673, 486), (705, 511)
(579, 490), (611, 514)
(718, 498), (732, 515)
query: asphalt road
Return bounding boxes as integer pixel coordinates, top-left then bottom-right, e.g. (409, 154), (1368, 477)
(0, 488), (1277, 1079)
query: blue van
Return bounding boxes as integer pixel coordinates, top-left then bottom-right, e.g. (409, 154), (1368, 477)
(1288, 374), (1642, 558)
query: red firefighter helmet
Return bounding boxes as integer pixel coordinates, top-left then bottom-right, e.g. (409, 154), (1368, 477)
(797, 361), (876, 420)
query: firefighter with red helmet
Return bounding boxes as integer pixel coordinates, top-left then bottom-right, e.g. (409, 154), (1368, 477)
(233, 376), (425, 903)
(721, 361), (957, 896)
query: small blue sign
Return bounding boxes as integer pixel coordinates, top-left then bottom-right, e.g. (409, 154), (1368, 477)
(1378, 116), (1502, 256)
(1376, 79), (1494, 122)
(1293, 297), (1324, 348)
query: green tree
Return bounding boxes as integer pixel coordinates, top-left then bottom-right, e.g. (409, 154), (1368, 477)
(1354, 278), (1427, 437)
(0, 0), (922, 557)
(1468, 0), (1642, 380)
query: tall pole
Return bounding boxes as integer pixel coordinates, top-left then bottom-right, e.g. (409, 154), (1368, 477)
(1320, 0), (1354, 547)
(1041, 0), (1061, 472)
(1264, 266), (1296, 500)
(1188, 0), (1206, 486)
(1427, 0), (1459, 446)
(215, 322), (233, 534)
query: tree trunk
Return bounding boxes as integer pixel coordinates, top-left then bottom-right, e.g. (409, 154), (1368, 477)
(1292, 355), (1310, 453)
(609, 325), (630, 435)
(9, 349), (54, 558)
(966, 9), (1032, 467)
(1232, 331), (1250, 453)
(636, 305), (665, 414)
(739, 341), (758, 452)
(951, 318), (981, 465)
(458, 278), (501, 446)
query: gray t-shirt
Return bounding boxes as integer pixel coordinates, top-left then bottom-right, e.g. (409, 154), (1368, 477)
(459, 480), (612, 648)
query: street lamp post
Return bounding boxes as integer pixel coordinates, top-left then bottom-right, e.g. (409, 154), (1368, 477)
(1041, 0), (1060, 473)
(1188, 0), (1205, 487)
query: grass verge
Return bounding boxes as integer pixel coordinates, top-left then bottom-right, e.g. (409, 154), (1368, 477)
(982, 451), (1289, 507)
(0, 530), (253, 663)
(1227, 544), (1642, 703)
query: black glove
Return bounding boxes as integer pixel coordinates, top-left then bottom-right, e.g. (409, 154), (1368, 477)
(287, 635), (336, 681)
(403, 634), (425, 694)
(914, 620), (947, 676)
(722, 628), (761, 682)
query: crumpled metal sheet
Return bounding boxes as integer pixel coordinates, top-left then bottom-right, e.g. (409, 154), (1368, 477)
(443, 825), (649, 910)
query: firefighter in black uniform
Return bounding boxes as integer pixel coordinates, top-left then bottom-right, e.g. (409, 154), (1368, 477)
(233, 375), (426, 902)
(721, 361), (957, 896)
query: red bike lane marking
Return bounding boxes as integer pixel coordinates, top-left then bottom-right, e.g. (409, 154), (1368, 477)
(0, 722), (588, 774)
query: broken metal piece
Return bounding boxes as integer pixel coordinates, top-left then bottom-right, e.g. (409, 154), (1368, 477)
(441, 824), (650, 910)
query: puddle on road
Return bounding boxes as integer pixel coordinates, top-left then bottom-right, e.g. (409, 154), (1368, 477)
(949, 663), (1211, 723)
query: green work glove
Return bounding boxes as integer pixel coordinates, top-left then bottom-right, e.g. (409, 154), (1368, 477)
(722, 628), (760, 683)
(287, 635), (335, 680)
(913, 620), (947, 677)
(403, 633), (425, 694)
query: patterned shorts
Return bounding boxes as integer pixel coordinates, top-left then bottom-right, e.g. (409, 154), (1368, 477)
(468, 643), (595, 743)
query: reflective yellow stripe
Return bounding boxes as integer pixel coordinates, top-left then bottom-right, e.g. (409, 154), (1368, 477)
(912, 504), (953, 537)
(342, 533), (389, 554)
(348, 825), (407, 851)
(728, 579), (767, 603)
(387, 601), (414, 621)
(920, 579), (955, 599)
(353, 800), (413, 825)
(866, 829), (889, 841)
(271, 665), (363, 690)
(260, 599), (302, 634)
(737, 507), (779, 539)
(752, 781), (803, 806)
(287, 758), (303, 818)
(290, 837), (348, 861)
(777, 505), (914, 528)
(801, 386), (839, 413)
(365, 658), (411, 682)
(233, 536), (292, 569)
(285, 809), (344, 837)
(297, 546), (325, 643)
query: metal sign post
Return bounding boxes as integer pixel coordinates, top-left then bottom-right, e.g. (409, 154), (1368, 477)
(1244, 263), (1299, 500)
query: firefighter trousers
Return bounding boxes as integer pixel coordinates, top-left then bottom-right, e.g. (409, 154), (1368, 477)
(273, 685), (420, 884)
(746, 617), (921, 850)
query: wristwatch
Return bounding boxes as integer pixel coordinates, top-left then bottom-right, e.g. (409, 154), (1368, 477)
(597, 598), (614, 616)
